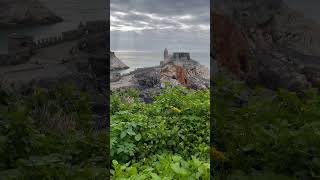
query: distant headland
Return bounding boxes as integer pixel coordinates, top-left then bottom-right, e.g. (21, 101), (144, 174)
(0, 0), (63, 28)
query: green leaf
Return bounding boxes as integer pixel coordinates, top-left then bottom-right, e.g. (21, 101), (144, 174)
(150, 173), (161, 180)
(170, 163), (189, 176)
(135, 133), (142, 141)
(128, 167), (138, 175)
(127, 127), (136, 136)
(120, 131), (127, 139)
(112, 160), (119, 166)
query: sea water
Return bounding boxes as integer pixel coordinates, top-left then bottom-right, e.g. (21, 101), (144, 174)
(114, 51), (210, 74)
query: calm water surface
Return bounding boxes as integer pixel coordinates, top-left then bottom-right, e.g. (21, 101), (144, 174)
(115, 51), (210, 74)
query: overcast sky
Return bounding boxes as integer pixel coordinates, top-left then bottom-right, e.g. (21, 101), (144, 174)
(110, 0), (209, 52)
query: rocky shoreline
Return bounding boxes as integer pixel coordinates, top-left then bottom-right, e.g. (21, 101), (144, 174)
(111, 50), (210, 95)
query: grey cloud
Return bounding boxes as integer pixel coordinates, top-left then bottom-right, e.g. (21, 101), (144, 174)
(111, 0), (208, 16)
(111, 9), (209, 31)
(110, 0), (209, 32)
(110, 0), (210, 51)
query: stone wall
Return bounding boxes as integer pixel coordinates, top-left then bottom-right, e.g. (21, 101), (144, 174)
(35, 34), (64, 49)
(34, 30), (79, 49)
(34, 20), (107, 50)
(0, 20), (108, 66)
(172, 52), (190, 60)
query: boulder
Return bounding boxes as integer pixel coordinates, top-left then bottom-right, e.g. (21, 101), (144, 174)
(134, 68), (161, 89)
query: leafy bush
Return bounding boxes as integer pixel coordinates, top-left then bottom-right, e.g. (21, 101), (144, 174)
(111, 86), (210, 179)
(213, 76), (320, 179)
(112, 154), (210, 179)
(0, 84), (210, 179)
(0, 85), (108, 179)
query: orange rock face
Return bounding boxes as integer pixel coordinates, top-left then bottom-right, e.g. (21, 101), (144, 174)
(175, 65), (187, 85)
(160, 64), (188, 86)
(212, 13), (251, 78)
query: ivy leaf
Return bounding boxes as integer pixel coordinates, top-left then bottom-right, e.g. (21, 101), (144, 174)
(170, 163), (189, 176)
(150, 173), (161, 180)
(135, 134), (142, 141)
(112, 160), (119, 166)
(127, 127), (136, 136)
(128, 167), (138, 175)
(120, 131), (126, 139)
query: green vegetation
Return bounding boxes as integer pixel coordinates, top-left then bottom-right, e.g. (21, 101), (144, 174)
(0, 85), (108, 179)
(112, 154), (209, 179)
(110, 86), (210, 179)
(213, 76), (320, 180)
(3, 74), (317, 179)
(0, 85), (210, 179)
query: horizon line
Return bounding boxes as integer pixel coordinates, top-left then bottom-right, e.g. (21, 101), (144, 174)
(112, 49), (210, 53)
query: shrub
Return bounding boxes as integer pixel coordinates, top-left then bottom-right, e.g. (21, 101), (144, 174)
(111, 86), (210, 179)
(213, 76), (320, 179)
(0, 85), (108, 179)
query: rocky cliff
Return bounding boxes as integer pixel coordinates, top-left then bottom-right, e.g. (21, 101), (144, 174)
(110, 52), (129, 71)
(111, 58), (209, 92)
(212, 0), (320, 90)
(0, 0), (62, 27)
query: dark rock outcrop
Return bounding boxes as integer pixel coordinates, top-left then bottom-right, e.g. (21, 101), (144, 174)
(134, 68), (161, 89)
(111, 58), (209, 92)
(110, 56), (209, 104)
(0, 0), (63, 27)
(111, 72), (121, 82)
(110, 52), (129, 71)
(212, 0), (320, 90)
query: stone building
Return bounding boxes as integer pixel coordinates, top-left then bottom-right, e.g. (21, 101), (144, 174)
(164, 48), (169, 61)
(161, 49), (192, 65)
(172, 52), (190, 60)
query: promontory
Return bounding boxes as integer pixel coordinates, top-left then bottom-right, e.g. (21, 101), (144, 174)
(0, 0), (62, 27)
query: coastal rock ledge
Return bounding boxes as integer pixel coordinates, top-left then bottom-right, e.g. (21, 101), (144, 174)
(111, 50), (209, 92)
(0, 0), (63, 27)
